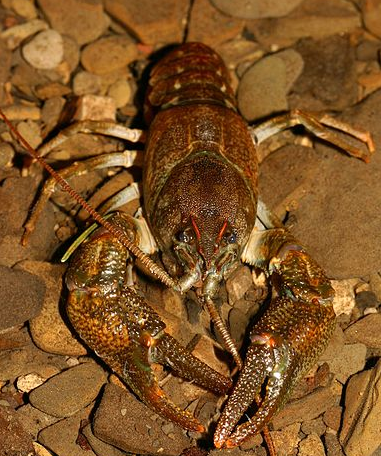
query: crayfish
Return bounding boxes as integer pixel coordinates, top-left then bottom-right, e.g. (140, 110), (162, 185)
(1, 42), (374, 449)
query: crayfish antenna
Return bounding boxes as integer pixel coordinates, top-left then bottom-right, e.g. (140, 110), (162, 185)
(0, 107), (175, 289)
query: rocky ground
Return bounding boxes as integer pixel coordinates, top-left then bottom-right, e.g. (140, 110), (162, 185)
(0, 0), (380, 455)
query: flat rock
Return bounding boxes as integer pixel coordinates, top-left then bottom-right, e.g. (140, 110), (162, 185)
(37, 0), (109, 45)
(93, 383), (190, 455)
(210, 0), (303, 18)
(361, 0), (381, 39)
(82, 423), (126, 456)
(104, 0), (189, 44)
(81, 35), (138, 76)
(260, 89), (381, 279)
(289, 35), (357, 112)
(38, 405), (96, 456)
(29, 362), (107, 418)
(344, 313), (381, 348)
(271, 381), (340, 430)
(0, 265), (45, 330)
(20, 260), (87, 357)
(22, 29), (64, 70)
(187, 0), (244, 47)
(238, 49), (303, 121)
(16, 403), (59, 439)
(298, 433), (325, 456)
(341, 359), (381, 456)
(270, 422), (301, 456)
(0, 405), (35, 455)
(246, 0), (361, 48)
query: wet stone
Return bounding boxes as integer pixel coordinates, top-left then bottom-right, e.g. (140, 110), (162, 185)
(81, 35), (138, 76)
(37, 0), (109, 46)
(104, 0), (189, 44)
(0, 405), (35, 455)
(0, 265), (45, 330)
(340, 360), (381, 456)
(93, 383), (190, 455)
(22, 29), (64, 70)
(29, 362), (107, 418)
(344, 313), (381, 348)
(210, 0), (303, 18)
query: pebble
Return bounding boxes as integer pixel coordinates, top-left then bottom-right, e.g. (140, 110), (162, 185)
(29, 362), (106, 418)
(0, 18), (48, 50)
(104, 0), (188, 44)
(246, 0), (361, 48)
(38, 0), (109, 46)
(187, 0), (244, 47)
(341, 359), (381, 456)
(19, 261), (87, 357)
(344, 313), (381, 348)
(237, 49), (303, 121)
(270, 422), (301, 456)
(107, 78), (131, 108)
(0, 265), (45, 331)
(73, 94), (116, 122)
(16, 119), (43, 149)
(0, 405), (35, 455)
(0, 142), (14, 167)
(9, 0), (38, 19)
(210, 0), (303, 19)
(16, 403), (59, 439)
(22, 29), (64, 70)
(361, 0), (381, 39)
(82, 423), (126, 456)
(300, 416), (326, 436)
(323, 405), (343, 432)
(225, 265), (253, 303)
(0, 104), (41, 120)
(271, 380), (340, 430)
(298, 433), (326, 456)
(325, 431), (346, 456)
(81, 35), (138, 76)
(38, 405), (96, 456)
(16, 372), (46, 393)
(33, 442), (55, 456)
(93, 383), (190, 455)
(73, 71), (102, 96)
(321, 342), (366, 384)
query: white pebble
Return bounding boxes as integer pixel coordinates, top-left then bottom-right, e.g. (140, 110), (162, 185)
(22, 29), (64, 70)
(16, 373), (46, 393)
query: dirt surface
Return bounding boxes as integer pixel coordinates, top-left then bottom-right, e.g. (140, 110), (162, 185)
(0, 1), (380, 456)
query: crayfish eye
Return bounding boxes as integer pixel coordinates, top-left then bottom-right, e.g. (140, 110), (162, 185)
(177, 227), (195, 244)
(224, 232), (237, 244)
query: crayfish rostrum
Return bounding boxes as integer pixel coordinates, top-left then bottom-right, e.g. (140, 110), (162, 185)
(3, 42), (374, 449)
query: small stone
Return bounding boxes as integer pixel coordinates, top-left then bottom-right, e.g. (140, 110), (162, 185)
(16, 372), (46, 393)
(16, 119), (43, 149)
(226, 265), (253, 304)
(210, 0), (303, 18)
(93, 383), (190, 455)
(73, 71), (102, 96)
(37, 0), (109, 46)
(321, 342), (366, 384)
(0, 18), (48, 50)
(20, 261), (87, 357)
(73, 95), (116, 122)
(187, 0), (244, 47)
(0, 104), (41, 121)
(270, 422), (301, 456)
(35, 81), (71, 100)
(62, 35), (80, 74)
(22, 29), (64, 70)
(16, 403), (59, 439)
(228, 307), (248, 346)
(323, 405), (343, 432)
(107, 79), (131, 108)
(331, 279), (359, 315)
(0, 265), (45, 331)
(271, 381), (340, 430)
(104, 0), (189, 44)
(325, 431), (346, 456)
(355, 290), (379, 310)
(300, 416), (326, 436)
(82, 423), (126, 456)
(191, 334), (230, 378)
(362, 0), (381, 39)
(344, 313), (381, 348)
(0, 405), (35, 455)
(29, 362), (107, 418)
(81, 35), (138, 76)
(33, 441), (56, 456)
(10, 0), (38, 19)
(38, 405), (96, 456)
(298, 434), (325, 456)
(341, 359), (381, 456)
(0, 142), (14, 167)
